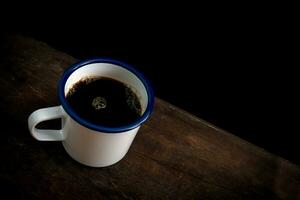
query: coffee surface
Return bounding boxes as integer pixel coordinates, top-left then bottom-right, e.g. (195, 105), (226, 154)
(66, 77), (142, 127)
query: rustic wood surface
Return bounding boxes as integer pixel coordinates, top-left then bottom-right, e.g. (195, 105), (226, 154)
(0, 34), (299, 200)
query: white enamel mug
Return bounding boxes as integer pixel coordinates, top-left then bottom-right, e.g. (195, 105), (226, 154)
(28, 58), (154, 167)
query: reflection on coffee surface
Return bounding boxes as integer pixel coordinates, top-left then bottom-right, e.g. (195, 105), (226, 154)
(66, 77), (142, 127)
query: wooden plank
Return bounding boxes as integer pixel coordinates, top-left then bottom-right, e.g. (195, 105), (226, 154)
(0, 34), (299, 200)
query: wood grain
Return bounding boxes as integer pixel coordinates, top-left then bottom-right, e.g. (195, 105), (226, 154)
(0, 34), (299, 200)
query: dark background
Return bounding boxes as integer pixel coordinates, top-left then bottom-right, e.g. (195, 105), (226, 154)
(3, 8), (298, 165)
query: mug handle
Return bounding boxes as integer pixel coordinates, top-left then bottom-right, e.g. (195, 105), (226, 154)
(28, 106), (66, 141)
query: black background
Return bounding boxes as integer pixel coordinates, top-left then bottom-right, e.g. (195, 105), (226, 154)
(2, 6), (298, 165)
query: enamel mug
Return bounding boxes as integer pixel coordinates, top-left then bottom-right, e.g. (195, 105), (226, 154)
(28, 58), (154, 167)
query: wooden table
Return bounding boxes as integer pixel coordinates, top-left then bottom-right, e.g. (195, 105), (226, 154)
(0, 34), (299, 200)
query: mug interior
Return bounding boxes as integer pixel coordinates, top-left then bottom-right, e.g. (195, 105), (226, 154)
(58, 58), (154, 133)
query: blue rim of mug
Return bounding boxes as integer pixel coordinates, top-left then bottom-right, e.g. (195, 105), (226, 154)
(58, 58), (155, 133)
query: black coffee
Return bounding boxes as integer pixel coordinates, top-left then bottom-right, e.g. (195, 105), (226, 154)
(66, 77), (142, 127)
